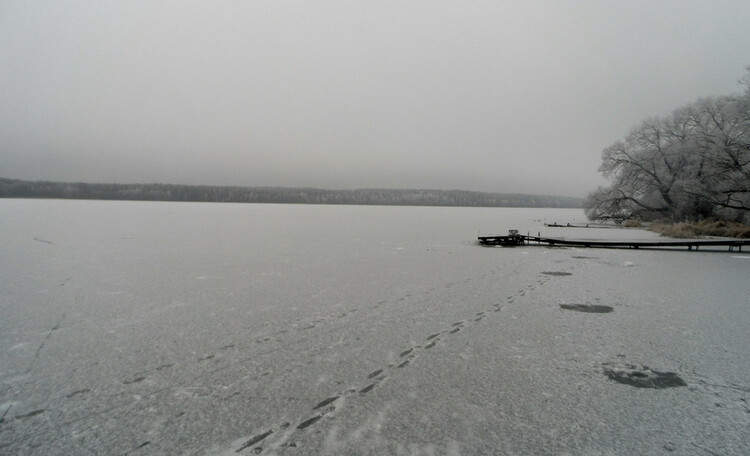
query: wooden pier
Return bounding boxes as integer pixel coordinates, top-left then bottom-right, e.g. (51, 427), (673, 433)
(478, 231), (748, 252)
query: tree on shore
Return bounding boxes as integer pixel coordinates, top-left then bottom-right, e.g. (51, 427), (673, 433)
(585, 67), (750, 223)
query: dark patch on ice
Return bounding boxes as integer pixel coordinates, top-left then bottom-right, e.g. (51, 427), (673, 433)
(560, 304), (613, 313)
(449, 327), (460, 334)
(33, 237), (53, 245)
(198, 354), (215, 361)
(313, 396), (339, 410)
(424, 341), (437, 349)
(399, 348), (413, 357)
(359, 383), (377, 394)
(426, 333), (440, 340)
(12, 409), (46, 421)
(123, 376), (146, 385)
(367, 369), (384, 379)
(602, 363), (686, 388)
(236, 429), (274, 452)
(297, 415), (323, 429)
(136, 441), (151, 449)
(541, 271), (572, 276)
(65, 388), (90, 398)
(397, 359), (410, 368)
(572, 256), (598, 259)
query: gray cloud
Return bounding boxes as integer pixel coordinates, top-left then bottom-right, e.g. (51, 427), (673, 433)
(2, 0), (749, 197)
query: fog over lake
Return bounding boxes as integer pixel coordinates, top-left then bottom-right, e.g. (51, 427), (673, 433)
(1, 200), (748, 455)
(2, 2), (750, 197)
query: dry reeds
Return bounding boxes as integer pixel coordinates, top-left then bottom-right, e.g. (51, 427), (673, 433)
(649, 220), (750, 239)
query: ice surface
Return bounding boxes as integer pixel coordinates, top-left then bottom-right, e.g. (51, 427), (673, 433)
(1, 200), (748, 455)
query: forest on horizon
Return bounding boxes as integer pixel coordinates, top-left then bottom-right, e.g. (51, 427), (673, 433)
(0, 178), (583, 209)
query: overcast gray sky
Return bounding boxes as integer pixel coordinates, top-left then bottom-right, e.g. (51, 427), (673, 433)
(1, 1), (749, 197)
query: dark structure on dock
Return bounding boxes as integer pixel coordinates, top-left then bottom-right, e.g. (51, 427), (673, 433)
(478, 230), (748, 252)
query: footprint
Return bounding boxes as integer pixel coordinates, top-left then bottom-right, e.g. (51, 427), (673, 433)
(313, 396), (339, 410)
(426, 333), (440, 341)
(541, 271), (572, 276)
(359, 383), (377, 394)
(397, 359), (410, 368)
(399, 348), (413, 357)
(451, 321), (464, 327)
(297, 414), (324, 430)
(65, 389), (90, 398)
(449, 327), (461, 334)
(424, 341), (437, 349)
(237, 429), (274, 452)
(11, 409), (46, 421)
(367, 369), (384, 379)
(123, 376), (146, 385)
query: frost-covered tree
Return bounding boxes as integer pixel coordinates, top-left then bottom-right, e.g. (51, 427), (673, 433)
(683, 95), (750, 219)
(586, 68), (750, 223)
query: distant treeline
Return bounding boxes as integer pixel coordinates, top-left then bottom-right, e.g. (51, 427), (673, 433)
(0, 178), (582, 208)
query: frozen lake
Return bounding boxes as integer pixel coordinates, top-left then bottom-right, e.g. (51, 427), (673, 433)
(1, 199), (749, 455)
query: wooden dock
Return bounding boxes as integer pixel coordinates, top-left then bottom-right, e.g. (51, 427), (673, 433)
(478, 232), (748, 252)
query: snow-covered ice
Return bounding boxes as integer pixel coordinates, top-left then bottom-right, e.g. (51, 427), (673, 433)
(1, 200), (748, 455)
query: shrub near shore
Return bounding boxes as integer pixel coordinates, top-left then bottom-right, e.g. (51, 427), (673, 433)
(649, 220), (750, 239)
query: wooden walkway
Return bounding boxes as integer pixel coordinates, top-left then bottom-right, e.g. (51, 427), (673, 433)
(477, 234), (748, 252)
